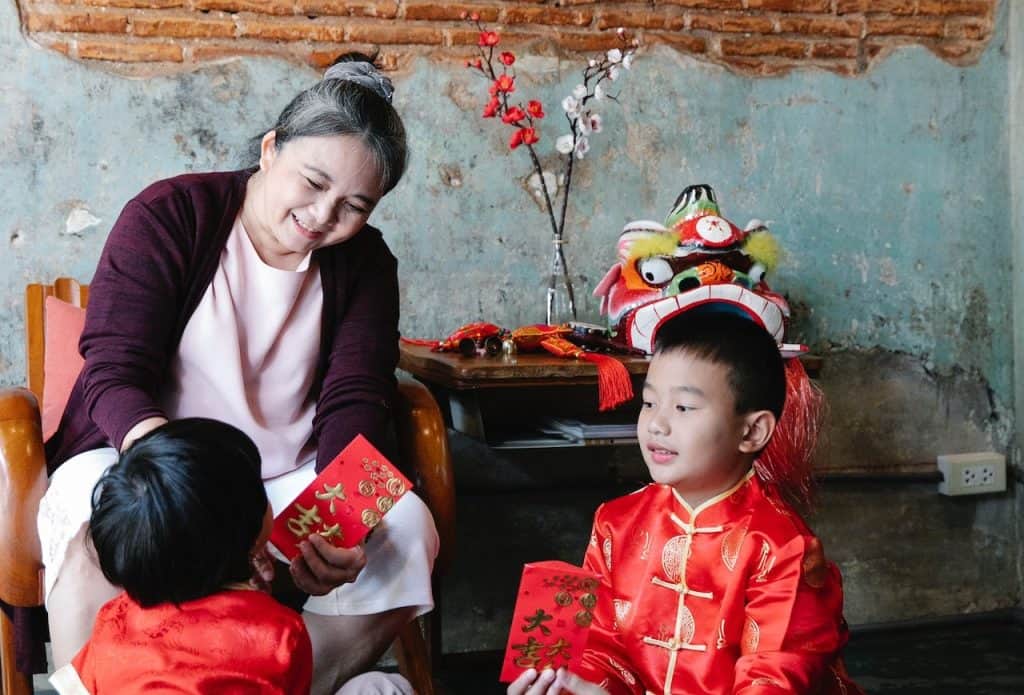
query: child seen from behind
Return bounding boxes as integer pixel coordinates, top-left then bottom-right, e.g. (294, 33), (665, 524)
(49, 417), (312, 695)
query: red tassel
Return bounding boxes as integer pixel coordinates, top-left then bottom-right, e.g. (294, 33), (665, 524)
(400, 337), (441, 348)
(755, 358), (825, 511)
(579, 352), (634, 411)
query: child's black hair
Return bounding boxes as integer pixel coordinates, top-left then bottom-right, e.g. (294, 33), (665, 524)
(89, 417), (267, 607)
(654, 308), (786, 419)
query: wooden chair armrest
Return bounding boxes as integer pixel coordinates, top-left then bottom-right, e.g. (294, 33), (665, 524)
(394, 376), (455, 575)
(0, 388), (47, 607)
(394, 619), (435, 695)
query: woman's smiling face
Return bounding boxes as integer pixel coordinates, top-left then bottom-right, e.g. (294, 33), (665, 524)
(246, 131), (383, 268)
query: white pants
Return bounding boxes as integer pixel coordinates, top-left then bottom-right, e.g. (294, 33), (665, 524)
(38, 448), (439, 617)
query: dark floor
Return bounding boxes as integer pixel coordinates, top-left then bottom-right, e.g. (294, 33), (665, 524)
(433, 615), (1024, 695)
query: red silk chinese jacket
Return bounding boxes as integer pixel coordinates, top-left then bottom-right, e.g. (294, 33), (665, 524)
(50, 589), (312, 695)
(578, 471), (862, 695)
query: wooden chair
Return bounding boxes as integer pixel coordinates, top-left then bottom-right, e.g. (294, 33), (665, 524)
(0, 278), (455, 695)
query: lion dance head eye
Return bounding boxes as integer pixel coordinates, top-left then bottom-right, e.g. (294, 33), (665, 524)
(636, 257), (674, 286)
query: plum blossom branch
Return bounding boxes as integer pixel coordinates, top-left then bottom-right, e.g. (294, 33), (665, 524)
(463, 14), (639, 245)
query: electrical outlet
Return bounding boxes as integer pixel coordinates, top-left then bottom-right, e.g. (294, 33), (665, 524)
(937, 452), (1007, 496)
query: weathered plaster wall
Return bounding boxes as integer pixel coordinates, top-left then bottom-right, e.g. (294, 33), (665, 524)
(1, 0), (1019, 628)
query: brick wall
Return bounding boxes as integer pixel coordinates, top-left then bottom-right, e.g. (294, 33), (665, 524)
(16, 0), (997, 76)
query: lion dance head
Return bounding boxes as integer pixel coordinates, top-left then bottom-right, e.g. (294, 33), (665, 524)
(593, 184), (804, 357)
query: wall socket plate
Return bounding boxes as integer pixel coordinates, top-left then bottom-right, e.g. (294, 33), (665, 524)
(937, 452), (1007, 496)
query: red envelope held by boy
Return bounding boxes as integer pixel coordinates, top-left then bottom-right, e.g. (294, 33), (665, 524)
(499, 561), (602, 683)
(269, 435), (413, 559)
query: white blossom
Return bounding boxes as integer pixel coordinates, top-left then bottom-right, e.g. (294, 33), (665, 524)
(555, 134), (575, 154)
(623, 53), (634, 70)
(578, 114), (591, 136)
(574, 136), (590, 160)
(616, 27), (625, 36)
(588, 113), (603, 133)
(572, 83), (587, 100)
(594, 83), (606, 101)
(561, 95), (581, 118)
(606, 48), (622, 64)
(588, 58), (598, 68)
(609, 65), (621, 82)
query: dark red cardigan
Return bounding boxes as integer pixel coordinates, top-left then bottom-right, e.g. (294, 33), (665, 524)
(47, 168), (400, 474)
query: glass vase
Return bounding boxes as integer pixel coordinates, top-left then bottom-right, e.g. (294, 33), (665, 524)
(545, 238), (578, 326)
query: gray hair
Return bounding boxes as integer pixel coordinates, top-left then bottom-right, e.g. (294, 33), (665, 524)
(244, 54), (407, 194)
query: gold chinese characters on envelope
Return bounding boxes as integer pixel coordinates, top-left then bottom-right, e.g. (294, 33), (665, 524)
(269, 435), (413, 559)
(499, 560), (602, 682)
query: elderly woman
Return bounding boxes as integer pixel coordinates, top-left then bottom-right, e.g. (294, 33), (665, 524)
(39, 53), (437, 695)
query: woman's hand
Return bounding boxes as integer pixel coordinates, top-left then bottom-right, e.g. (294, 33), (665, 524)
(507, 668), (610, 695)
(289, 533), (367, 595)
(250, 546), (275, 592)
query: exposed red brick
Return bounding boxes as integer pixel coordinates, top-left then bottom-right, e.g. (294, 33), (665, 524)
(503, 6), (593, 27)
(190, 42), (292, 61)
(660, 0), (743, 8)
(557, 30), (626, 51)
(866, 17), (946, 38)
(821, 61), (860, 77)
(133, 15), (236, 38)
(402, 3), (499, 22)
(597, 9), (681, 31)
(744, 0), (829, 12)
(720, 36), (808, 59)
(917, 0), (994, 16)
(39, 37), (71, 54)
(82, 0), (184, 7)
(836, 0), (915, 13)
(241, 19), (345, 42)
(718, 55), (795, 76)
(810, 40), (858, 58)
(193, 0), (294, 15)
(346, 22), (444, 44)
(296, 1), (400, 18)
(647, 31), (707, 53)
(446, 27), (538, 46)
(690, 13), (775, 33)
(26, 10), (129, 34)
(777, 16), (861, 38)
(928, 40), (982, 60)
(945, 17), (990, 40)
(78, 38), (183, 61)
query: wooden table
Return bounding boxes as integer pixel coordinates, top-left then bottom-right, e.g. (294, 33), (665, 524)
(399, 343), (651, 447)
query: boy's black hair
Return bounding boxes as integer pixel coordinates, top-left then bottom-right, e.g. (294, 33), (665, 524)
(89, 417), (267, 607)
(654, 308), (786, 419)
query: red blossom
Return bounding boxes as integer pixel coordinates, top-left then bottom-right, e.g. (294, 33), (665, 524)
(526, 100), (545, 119)
(492, 74), (515, 93)
(478, 31), (500, 47)
(500, 52), (516, 66)
(502, 106), (526, 124)
(482, 96), (501, 118)
(510, 127), (539, 149)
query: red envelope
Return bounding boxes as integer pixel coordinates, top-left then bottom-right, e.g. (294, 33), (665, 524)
(269, 435), (413, 559)
(499, 561), (602, 682)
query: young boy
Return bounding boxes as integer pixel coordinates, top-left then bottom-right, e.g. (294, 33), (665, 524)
(49, 418), (313, 695)
(510, 310), (860, 695)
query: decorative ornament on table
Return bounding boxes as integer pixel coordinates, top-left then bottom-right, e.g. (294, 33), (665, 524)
(592, 184), (822, 508)
(462, 13), (640, 325)
(402, 322), (635, 411)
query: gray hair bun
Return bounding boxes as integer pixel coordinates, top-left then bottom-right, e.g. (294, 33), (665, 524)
(323, 61), (394, 103)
